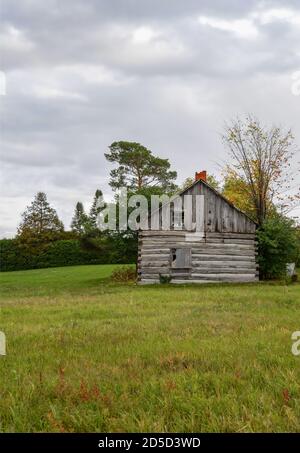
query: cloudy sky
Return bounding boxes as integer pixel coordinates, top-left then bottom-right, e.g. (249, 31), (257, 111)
(1, 0), (300, 237)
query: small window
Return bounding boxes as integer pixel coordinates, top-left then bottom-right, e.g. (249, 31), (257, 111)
(171, 248), (191, 269)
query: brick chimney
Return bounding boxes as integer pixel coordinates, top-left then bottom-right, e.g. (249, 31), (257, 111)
(195, 170), (207, 182)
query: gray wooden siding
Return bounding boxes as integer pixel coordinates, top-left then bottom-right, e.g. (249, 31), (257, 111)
(152, 181), (256, 234)
(139, 180), (257, 284)
(138, 231), (258, 284)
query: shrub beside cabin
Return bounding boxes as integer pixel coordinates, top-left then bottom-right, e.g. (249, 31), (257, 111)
(138, 171), (258, 284)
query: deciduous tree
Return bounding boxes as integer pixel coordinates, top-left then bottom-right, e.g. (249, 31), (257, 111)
(222, 115), (299, 225)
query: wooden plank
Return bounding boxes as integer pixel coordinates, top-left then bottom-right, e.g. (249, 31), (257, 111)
(141, 236), (256, 243)
(139, 279), (160, 284)
(170, 273), (190, 278)
(205, 238), (255, 245)
(141, 274), (162, 279)
(139, 260), (169, 265)
(140, 262), (169, 267)
(190, 274), (257, 281)
(141, 240), (254, 249)
(171, 280), (219, 284)
(143, 245), (247, 251)
(141, 241), (204, 247)
(191, 268), (256, 274)
(139, 247), (171, 252)
(140, 251), (170, 256)
(195, 194), (205, 233)
(206, 232), (256, 239)
(140, 268), (170, 274)
(192, 250), (255, 256)
(141, 179), (257, 236)
(183, 194), (193, 231)
(173, 248), (191, 268)
(139, 230), (186, 237)
(192, 255), (256, 261)
(192, 261), (257, 268)
(139, 263), (169, 268)
(223, 239), (255, 245)
(139, 257), (170, 262)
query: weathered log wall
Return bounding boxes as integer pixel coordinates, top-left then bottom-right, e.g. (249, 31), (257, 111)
(138, 231), (258, 284)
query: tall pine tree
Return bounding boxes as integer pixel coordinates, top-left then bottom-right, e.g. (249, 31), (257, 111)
(71, 202), (89, 235)
(105, 141), (177, 192)
(89, 189), (106, 228)
(17, 192), (64, 241)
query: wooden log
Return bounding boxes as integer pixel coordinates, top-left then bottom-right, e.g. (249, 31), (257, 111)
(139, 246), (172, 251)
(139, 263), (169, 268)
(192, 262), (257, 269)
(140, 230), (186, 237)
(190, 273), (257, 280)
(141, 274), (161, 279)
(144, 248), (255, 255)
(171, 279), (219, 284)
(141, 242), (255, 251)
(139, 279), (160, 284)
(140, 268), (170, 274)
(192, 250), (255, 256)
(206, 232), (256, 239)
(139, 254), (169, 259)
(141, 232), (256, 241)
(141, 241), (198, 246)
(223, 239), (255, 245)
(142, 239), (254, 248)
(205, 238), (255, 245)
(138, 260), (170, 266)
(191, 255), (256, 262)
(191, 268), (256, 274)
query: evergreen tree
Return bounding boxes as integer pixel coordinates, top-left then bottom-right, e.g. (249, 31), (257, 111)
(71, 202), (89, 235)
(105, 141), (177, 192)
(17, 192), (64, 241)
(89, 189), (106, 228)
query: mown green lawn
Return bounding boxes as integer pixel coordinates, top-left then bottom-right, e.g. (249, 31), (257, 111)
(0, 264), (300, 432)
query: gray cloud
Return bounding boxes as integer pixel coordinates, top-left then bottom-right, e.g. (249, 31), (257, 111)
(1, 0), (300, 237)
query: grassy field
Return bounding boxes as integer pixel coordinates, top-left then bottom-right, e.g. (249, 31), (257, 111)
(0, 264), (300, 433)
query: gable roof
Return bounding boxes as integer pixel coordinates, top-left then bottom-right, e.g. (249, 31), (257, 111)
(178, 177), (258, 225)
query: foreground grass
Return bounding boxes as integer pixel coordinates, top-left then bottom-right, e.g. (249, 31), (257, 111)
(0, 264), (300, 432)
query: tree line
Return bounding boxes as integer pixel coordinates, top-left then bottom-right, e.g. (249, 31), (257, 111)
(2, 115), (300, 277)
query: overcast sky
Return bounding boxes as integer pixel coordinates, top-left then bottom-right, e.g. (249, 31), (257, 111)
(1, 0), (300, 237)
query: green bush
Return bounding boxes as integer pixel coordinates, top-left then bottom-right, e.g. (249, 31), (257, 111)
(291, 273), (298, 283)
(110, 266), (136, 282)
(257, 215), (299, 280)
(0, 236), (137, 272)
(159, 274), (172, 284)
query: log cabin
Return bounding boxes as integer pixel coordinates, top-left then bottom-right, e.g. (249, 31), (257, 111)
(138, 171), (258, 284)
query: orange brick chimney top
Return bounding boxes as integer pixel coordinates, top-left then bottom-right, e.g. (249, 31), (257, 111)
(195, 170), (207, 182)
